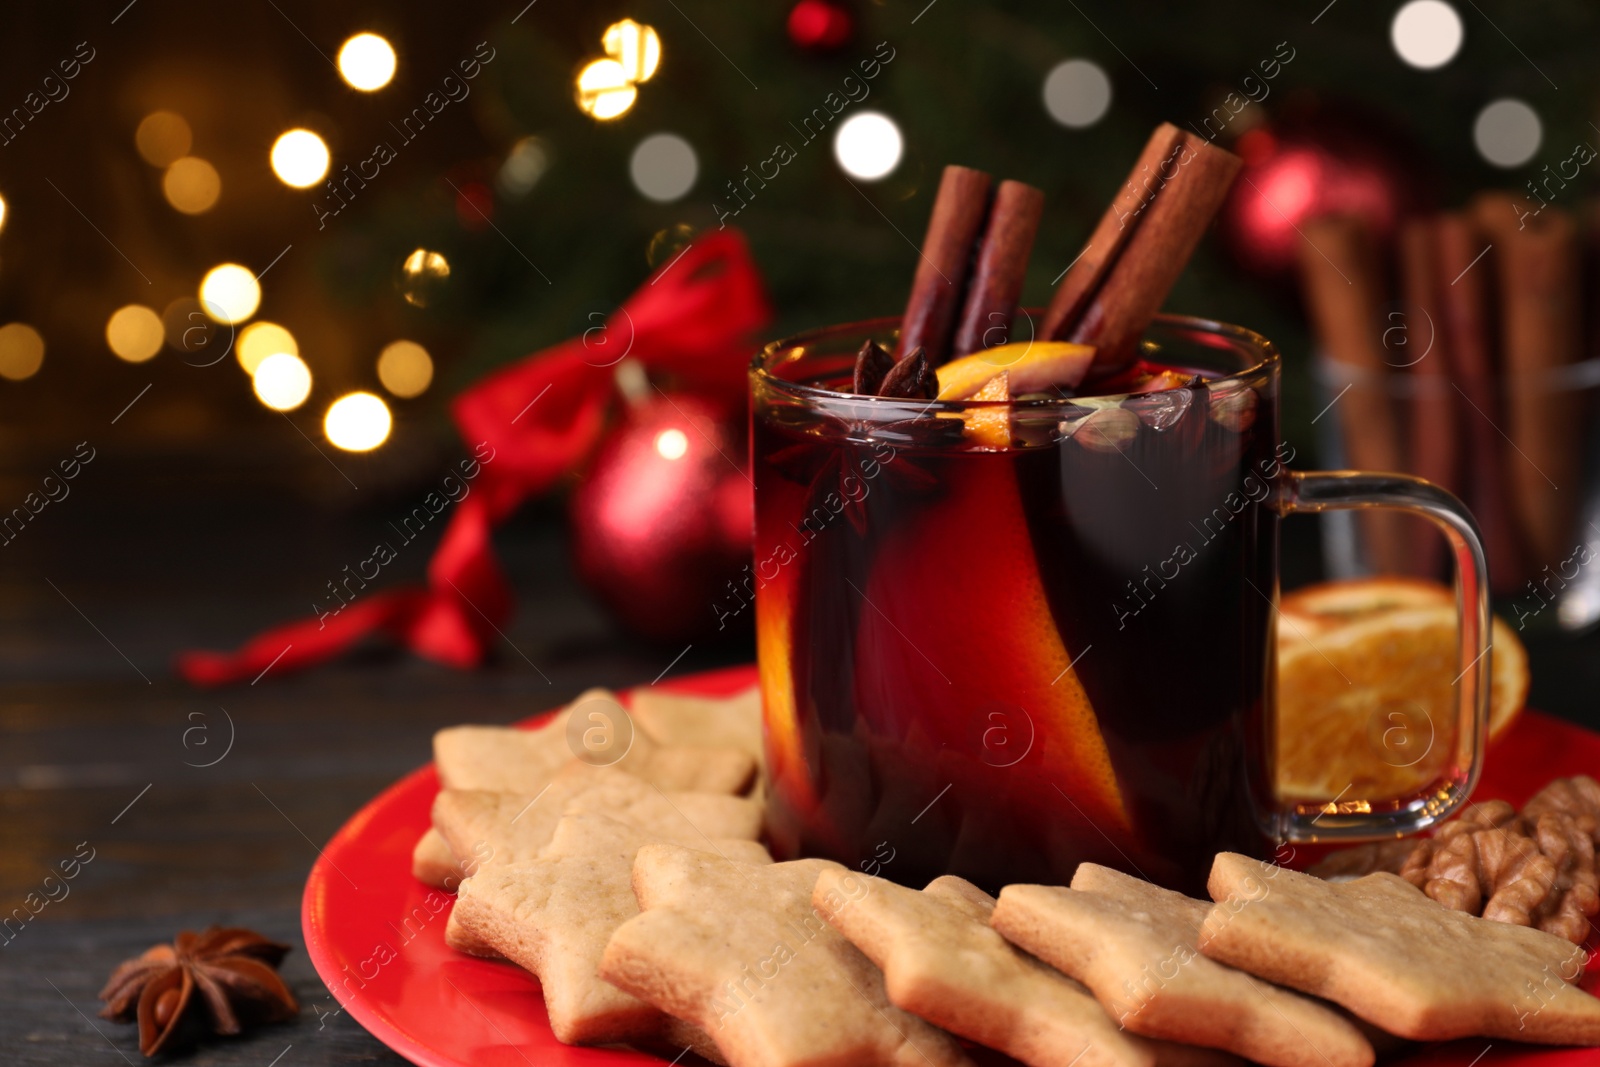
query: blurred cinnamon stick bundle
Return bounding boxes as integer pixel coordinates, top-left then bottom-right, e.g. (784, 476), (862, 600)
(1295, 199), (1592, 595)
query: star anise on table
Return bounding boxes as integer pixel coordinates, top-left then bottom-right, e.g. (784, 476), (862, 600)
(98, 927), (299, 1057)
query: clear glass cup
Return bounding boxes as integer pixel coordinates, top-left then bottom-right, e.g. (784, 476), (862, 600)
(751, 314), (1492, 894)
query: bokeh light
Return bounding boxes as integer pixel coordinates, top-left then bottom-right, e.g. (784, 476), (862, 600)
(252, 352), (312, 411)
(199, 263), (261, 325)
(237, 321), (298, 375)
(0, 323), (44, 381)
(324, 392), (392, 451)
(338, 33), (397, 91)
(399, 248), (450, 307)
(136, 111), (192, 167)
(106, 305), (164, 363)
(1043, 59), (1113, 128)
(0, 193), (8, 234)
(654, 427), (688, 460)
(498, 136), (550, 198)
(0, 326), (43, 383)
(1474, 98), (1541, 168)
(833, 111), (903, 180)
(376, 340), (433, 398)
(1391, 0), (1463, 69)
(602, 19), (661, 83)
(630, 133), (698, 202)
(162, 156), (221, 214)
(576, 59), (637, 121)
(270, 129), (331, 188)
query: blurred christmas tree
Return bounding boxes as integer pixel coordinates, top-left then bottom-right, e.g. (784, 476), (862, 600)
(319, 0), (1597, 445)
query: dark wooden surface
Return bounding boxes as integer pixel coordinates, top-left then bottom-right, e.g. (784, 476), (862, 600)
(2, 455), (1598, 1065)
(0, 455), (750, 1066)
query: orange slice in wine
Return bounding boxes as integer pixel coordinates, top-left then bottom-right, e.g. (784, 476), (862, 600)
(852, 455), (1131, 837)
(936, 341), (1095, 400)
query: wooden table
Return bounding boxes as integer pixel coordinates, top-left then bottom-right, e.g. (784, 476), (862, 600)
(3, 460), (1596, 1065)
(0, 461), (747, 1065)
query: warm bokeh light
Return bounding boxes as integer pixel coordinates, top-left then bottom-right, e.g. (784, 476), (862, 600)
(338, 32), (397, 91)
(106, 305), (164, 363)
(237, 321), (298, 375)
(576, 58), (637, 120)
(376, 339), (433, 398)
(252, 352), (312, 411)
(602, 19), (661, 83)
(324, 392), (392, 451)
(654, 427), (689, 460)
(0, 323), (44, 381)
(399, 248), (450, 307)
(270, 129), (330, 188)
(162, 156), (221, 214)
(136, 111), (192, 167)
(200, 263), (261, 324)
(833, 111), (904, 180)
(0, 192), (7, 234)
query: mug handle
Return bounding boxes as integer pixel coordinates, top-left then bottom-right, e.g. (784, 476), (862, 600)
(1274, 469), (1492, 842)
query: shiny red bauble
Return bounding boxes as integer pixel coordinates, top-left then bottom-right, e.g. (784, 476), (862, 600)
(568, 395), (752, 644)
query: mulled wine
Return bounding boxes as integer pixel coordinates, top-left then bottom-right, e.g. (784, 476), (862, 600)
(753, 319), (1288, 894)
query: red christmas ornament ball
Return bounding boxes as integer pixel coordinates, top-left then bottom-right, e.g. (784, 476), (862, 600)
(569, 395), (752, 644)
(787, 0), (853, 52)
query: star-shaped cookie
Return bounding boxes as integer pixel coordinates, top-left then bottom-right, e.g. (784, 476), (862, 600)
(449, 812), (770, 1045)
(992, 863), (1373, 1067)
(432, 766), (762, 874)
(814, 869), (1238, 1067)
(433, 687), (756, 794)
(629, 684), (764, 768)
(599, 844), (973, 1067)
(1201, 851), (1600, 1044)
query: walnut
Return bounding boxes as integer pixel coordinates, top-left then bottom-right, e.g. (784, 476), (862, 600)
(1400, 806), (1599, 943)
(1524, 775), (1600, 845)
(1307, 838), (1419, 880)
(1396, 799), (1518, 891)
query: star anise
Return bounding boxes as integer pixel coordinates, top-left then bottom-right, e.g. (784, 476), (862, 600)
(99, 927), (298, 1057)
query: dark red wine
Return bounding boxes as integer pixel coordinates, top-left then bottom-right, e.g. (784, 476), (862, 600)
(753, 353), (1286, 894)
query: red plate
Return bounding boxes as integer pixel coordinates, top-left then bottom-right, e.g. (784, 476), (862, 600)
(302, 665), (1600, 1067)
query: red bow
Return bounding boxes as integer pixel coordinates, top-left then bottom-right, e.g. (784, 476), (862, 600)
(177, 231), (770, 686)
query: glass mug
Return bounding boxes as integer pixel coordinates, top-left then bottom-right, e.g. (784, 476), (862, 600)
(750, 314), (1491, 894)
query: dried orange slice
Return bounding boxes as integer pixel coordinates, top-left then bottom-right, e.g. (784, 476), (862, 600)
(1276, 578), (1527, 802)
(935, 341), (1094, 400)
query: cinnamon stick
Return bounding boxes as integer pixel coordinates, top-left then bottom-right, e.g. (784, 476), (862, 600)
(1042, 124), (1185, 340)
(1434, 212), (1527, 592)
(1044, 125), (1242, 375)
(1471, 193), (1583, 571)
(898, 165), (993, 363)
(1396, 216), (1460, 577)
(1296, 214), (1410, 576)
(951, 180), (1045, 357)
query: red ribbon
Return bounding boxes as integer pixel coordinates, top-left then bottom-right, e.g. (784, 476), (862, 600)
(177, 231), (770, 686)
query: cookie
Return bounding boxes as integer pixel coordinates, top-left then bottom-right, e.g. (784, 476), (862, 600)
(434, 688), (756, 795)
(1202, 851), (1600, 1045)
(629, 685), (764, 766)
(815, 869), (1235, 1067)
(599, 844), (973, 1067)
(412, 827), (463, 889)
(449, 813), (770, 1045)
(432, 768), (762, 874)
(991, 863), (1373, 1067)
